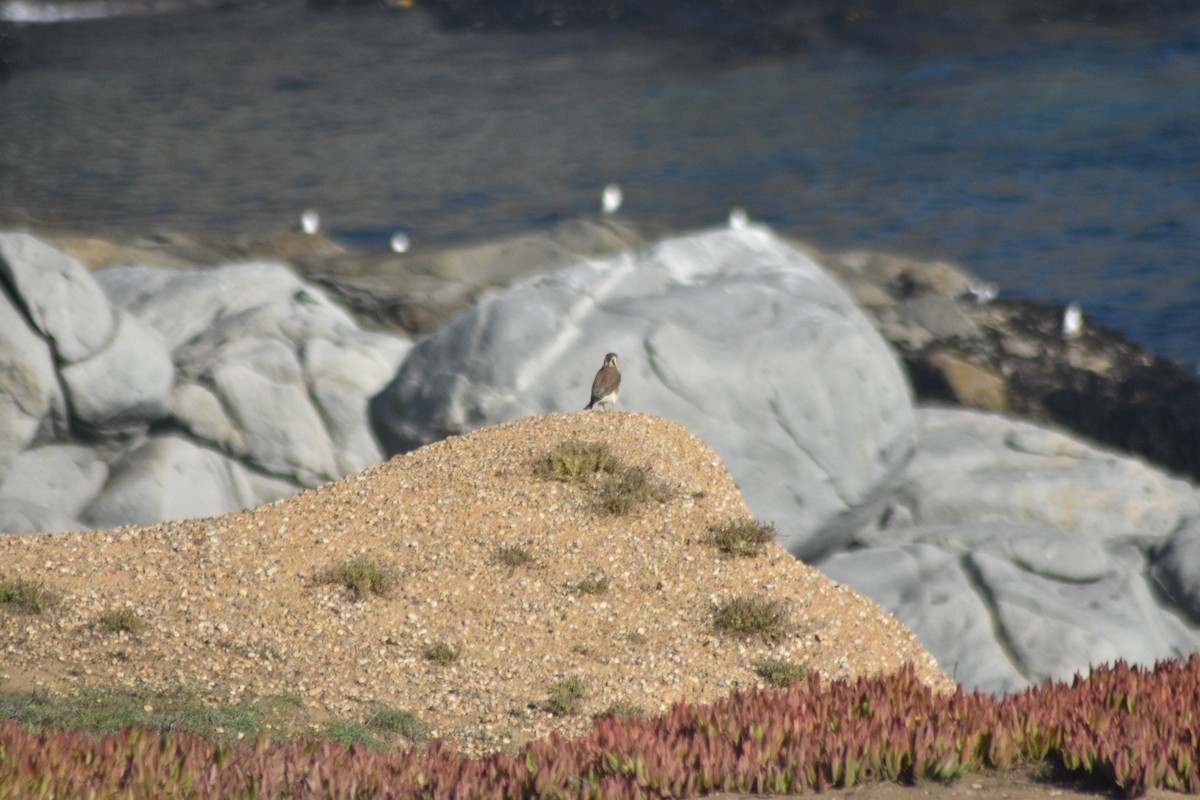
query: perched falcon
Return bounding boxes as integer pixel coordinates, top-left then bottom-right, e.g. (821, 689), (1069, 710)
(584, 352), (621, 411)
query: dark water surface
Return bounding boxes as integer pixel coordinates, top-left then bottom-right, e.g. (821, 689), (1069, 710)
(2, 3), (1199, 366)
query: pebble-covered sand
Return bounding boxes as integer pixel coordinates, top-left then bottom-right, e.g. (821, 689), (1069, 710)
(0, 412), (951, 755)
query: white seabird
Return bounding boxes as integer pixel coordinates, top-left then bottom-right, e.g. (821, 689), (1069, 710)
(299, 209), (321, 235)
(1063, 302), (1084, 339)
(601, 183), (623, 215)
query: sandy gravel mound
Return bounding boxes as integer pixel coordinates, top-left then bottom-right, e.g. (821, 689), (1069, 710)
(0, 412), (950, 754)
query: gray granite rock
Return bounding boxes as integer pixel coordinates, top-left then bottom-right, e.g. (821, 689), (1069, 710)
(0, 444), (108, 533)
(1151, 517), (1200, 624)
(59, 310), (174, 434)
(819, 543), (1027, 694)
(0, 287), (64, 484)
(821, 406), (1200, 693)
(100, 260), (410, 486)
(874, 407), (1200, 542)
(969, 545), (1196, 685)
(0, 235), (409, 532)
(373, 226), (916, 558)
(208, 339), (340, 484)
(82, 435), (258, 528)
(0, 232), (116, 363)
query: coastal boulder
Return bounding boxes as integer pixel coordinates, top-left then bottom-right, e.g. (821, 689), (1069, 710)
(59, 310), (174, 435)
(0, 232), (115, 363)
(98, 261), (411, 486)
(373, 226), (915, 557)
(820, 407), (1200, 693)
(0, 287), (64, 484)
(82, 435), (258, 528)
(0, 444), (107, 533)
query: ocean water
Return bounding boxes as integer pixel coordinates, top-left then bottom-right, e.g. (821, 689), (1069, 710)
(1, 2), (1198, 366)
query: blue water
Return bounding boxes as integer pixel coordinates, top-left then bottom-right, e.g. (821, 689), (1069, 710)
(1, 3), (1198, 367)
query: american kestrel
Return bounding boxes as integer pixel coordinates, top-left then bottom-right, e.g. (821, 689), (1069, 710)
(584, 352), (620, 411)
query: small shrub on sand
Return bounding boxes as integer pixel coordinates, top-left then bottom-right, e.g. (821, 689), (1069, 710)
(713, 595), (789, 640)
(536, 440), (617, 482)
(314, 556), (397, 599)
(365, 703), (429, 744)
(495, 544), (537, 569)
(598, 466), (670, 516)
(423, 640), (458, 666)
(543, 676), (587, 716)
(97, 608), (144, 635)
(0, 577), (59, 615)
(754, 656), (808, 687)
(708, 519), (776, 558)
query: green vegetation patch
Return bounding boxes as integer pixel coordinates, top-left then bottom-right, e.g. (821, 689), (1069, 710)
(597, 698), (645, 721)
(536, 440), (618, 482)
(314, 556), (398, 599)
(0, 684), (429, 751)
(0, 685), (305, 745)
(96, 607), (145, 635)
(0, 577), (60, 615)
(754, 656), (808, 687)
(365, 702), (430, 745)
(543, 675), (587, 716)
(597, 466), (671, 516)
(571, 575), (610, 595)
(423, 640), (458, 666)
(495, 544), (537, 569)
(713, 595), (790, 640)
(708, 519), (776, 558)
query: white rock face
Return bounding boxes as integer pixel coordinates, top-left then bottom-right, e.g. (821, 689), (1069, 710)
(59, 310), (174, 434)
(0, 234), (410, 532)
(0, 233), (116, 363)
(98, 260), (411, 487)
(82, 435), (258, 528)
(820, 407), (1200, 694)
(373, 226), (916, 556)
(0, 444), (108, 533)
(0, 286), (64, 484)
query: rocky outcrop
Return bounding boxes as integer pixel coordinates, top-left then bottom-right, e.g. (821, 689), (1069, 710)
(5, 222), (1200, 696)
(0, 232), (410, 533)
(818, 408), (1200, 695)
(371, 225), (916, 559)
(819, 248), (1200, 485)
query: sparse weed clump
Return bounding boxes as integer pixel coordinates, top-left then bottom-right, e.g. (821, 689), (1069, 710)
(365, 702), (430, 745)
(537, 440), (617, 482)
(495, 544), (537, 570)
(597, 466), (671, 516)
(713, 595), (790, 640)
(543, 675), (587, 716)
(571, 575), (610, 595)
(708, 519), (776, 558)
(97, 608), (145, 635)
(0, 577), (60, 615)
(314, 556), (397, 599)
(597, 698), (645, 720)
(537, 440), (669, 516)
(754, 656), (808, 687)
(423, 640), (458, 666)
(0, 685), (305, 745)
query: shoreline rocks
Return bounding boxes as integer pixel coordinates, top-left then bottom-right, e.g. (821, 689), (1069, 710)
(4, 221), (1200, 694)
(370, 225), (916, 559)
(0, 231), (410, 533)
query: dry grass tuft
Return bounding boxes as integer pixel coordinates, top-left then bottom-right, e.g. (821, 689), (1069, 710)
(314, 556), (398, 599)
(707, 518), (776, 557)
(0, 577), (60, 615)
(536, 440), (617, 482)
(713, 595), (790, 640)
